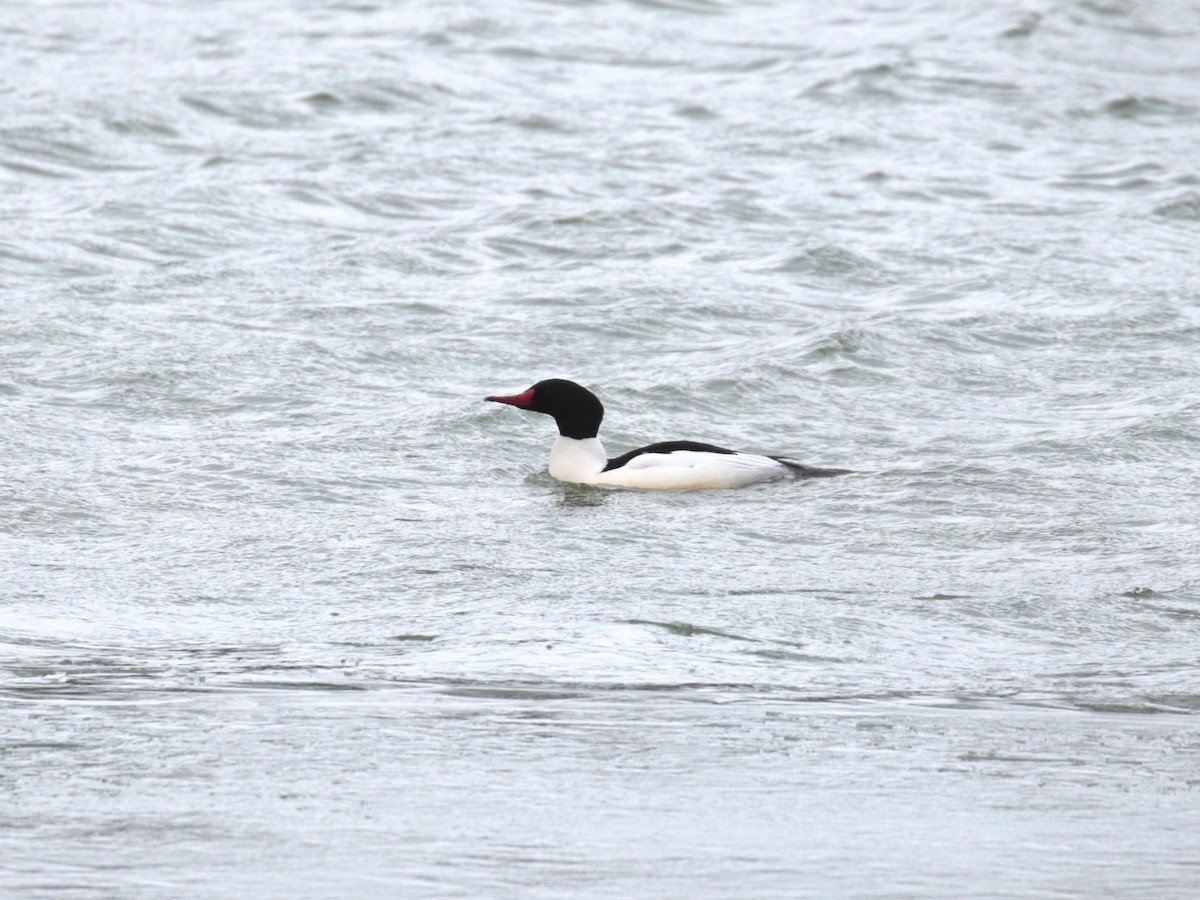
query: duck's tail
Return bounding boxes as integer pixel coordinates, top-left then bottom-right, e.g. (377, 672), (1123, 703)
(771, 457), (855, 478)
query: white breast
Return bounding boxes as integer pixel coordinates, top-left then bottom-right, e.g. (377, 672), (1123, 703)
(547, 436), (608, 483)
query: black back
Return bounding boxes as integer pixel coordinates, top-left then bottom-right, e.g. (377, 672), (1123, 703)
(603, 440), (736, 472)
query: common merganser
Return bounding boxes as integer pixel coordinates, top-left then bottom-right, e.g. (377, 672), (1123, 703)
(485, 379), (851, 490)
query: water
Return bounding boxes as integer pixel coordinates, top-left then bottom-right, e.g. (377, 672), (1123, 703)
(3, 0), (1199, 895)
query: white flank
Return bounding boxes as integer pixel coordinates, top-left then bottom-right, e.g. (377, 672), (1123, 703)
(547, 437), (790, 491)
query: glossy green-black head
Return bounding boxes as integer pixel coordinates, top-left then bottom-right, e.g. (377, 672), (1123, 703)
(485, 378), (604, 440)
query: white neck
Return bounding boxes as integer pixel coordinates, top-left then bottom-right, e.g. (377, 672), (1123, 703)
(547, 436), (607, 484)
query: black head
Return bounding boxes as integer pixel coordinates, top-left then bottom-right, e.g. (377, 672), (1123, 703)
(485, 378), (604, 440)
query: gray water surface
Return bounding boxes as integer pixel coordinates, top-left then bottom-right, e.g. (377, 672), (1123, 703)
(3, 0), (1200, 896)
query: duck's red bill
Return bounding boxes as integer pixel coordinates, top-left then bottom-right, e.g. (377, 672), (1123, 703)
(485, 388), (535, 408)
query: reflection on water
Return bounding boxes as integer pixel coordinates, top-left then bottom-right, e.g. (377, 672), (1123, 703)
(555, 483), (612, 508)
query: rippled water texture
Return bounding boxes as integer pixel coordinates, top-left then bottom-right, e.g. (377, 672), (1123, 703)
(3, 0), (1200, 896)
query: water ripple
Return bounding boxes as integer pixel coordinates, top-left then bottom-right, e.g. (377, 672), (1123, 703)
(4, 0), (1200, 894)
